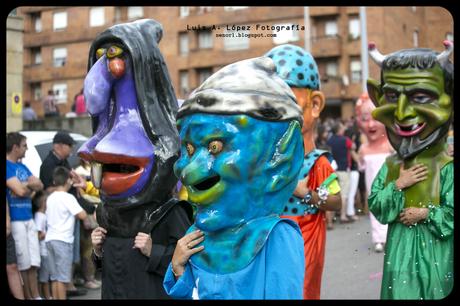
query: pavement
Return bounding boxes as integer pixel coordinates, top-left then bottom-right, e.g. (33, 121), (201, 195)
(70, 213), (385, 300)
(321, 213), (385, 299)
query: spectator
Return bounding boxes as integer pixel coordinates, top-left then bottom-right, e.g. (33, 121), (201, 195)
(74, 160), (101, 290)
(344, 122), (361, 222)
(446, 127), (453, 156)
(327, 121), (354, 223)
(6, 199), (25, 300)
(32, 191), (52, 299)
(22, 101), (37, 121)
(42, 90), (59, 118)
(6, 132), (44, 300)
(74, 88), (87, 116)
(45, 166), (88, 300)
(39, 131), (88, 297)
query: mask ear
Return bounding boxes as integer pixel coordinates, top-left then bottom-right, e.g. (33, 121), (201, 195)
(310, 90), (325, 119)
(265, 120), (304, 193)
(367, 79), (383, 108)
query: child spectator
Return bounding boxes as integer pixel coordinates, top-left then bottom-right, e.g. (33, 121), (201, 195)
(33, 191), (52, 299)
(45, 167), (87, 300)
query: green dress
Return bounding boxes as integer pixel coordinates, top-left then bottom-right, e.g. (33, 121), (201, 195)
(368, 162), (453, 300)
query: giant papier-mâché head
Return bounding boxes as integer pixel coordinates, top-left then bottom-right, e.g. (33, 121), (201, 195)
(174, 57), (304, 232)
(78, 19), (180, 208)
(367, 40), (453, 159)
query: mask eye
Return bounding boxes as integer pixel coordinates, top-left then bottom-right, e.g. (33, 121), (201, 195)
(96, 48), (106, 59)
(208, 140), (223, 155)
(384, 90), (399, 103)
(410, 92), (434, 104)
(106, 45), (123, 58)
(186, 143), (195, 156)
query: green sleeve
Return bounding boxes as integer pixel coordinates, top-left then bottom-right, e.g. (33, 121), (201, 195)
(426, 162), (454, 240)
(368, 163), (405, 224)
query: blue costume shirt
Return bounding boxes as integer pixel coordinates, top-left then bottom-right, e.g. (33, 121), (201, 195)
(6, 160), (33, 221)
(163, 220), (304, 299)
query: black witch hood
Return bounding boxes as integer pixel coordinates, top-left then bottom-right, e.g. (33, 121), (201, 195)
(80, 19), (181, 235)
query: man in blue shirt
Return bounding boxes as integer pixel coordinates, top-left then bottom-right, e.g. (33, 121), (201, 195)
(6, 132), (44, 299)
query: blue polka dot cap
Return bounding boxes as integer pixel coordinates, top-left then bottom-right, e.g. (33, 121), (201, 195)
(265, 44), (320, 90)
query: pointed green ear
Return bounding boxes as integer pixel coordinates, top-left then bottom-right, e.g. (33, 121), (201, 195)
(265, 120), (304, 193)
(367, 78), (383, 108)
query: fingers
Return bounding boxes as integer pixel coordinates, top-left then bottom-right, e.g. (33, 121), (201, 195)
(91, 227), (107, 246)
(186, 235), (205, 249)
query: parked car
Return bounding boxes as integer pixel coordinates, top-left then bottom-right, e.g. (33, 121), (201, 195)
(19, 131), (89, 177)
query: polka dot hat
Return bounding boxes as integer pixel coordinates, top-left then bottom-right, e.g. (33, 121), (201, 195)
(265, 44), (320, 90)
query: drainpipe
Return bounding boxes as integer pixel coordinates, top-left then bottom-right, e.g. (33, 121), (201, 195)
(360, 6), (369, 93)
(304, 7), (311, 52)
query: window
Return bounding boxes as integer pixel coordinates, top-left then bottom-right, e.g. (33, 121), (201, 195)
(128, 7), (143, 20)
(224, 30), (249, 50)
(179, 70), (189, 97)
(53, 83), (67, 103)
(179, 32), (189, 55)
(325, 20), (338, 37)
(348, 17), (360, 40)
(326, 61), (338, 77)
(180, 6), (189, 17)
(197, 68), (213, 85)
(197, 6), (212, 14)
(224, 6), (248, 11)
(446, 32), (453, 42)
(198, 30), (213, 49)
(31, 48), (42, 65)
(31, 83), (41, 101)
(272, 23), (299, 45)
(350, 58), (362, 83)
(413, 29), (419, 47)
(32, 13), (42, 32)
(53, 11), (67, 31)
(90, 7), (105, 27)
(53, 47), (67, 67)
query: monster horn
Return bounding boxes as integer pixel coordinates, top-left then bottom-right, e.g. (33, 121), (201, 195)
(368, 41), (386, 67)
(436, 40), (453, 65)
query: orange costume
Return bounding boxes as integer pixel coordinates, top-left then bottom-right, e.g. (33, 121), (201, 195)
(283, 156), (334, 299)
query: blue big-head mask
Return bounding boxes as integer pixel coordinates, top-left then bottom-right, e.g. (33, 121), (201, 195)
(175, 57), (305, 273)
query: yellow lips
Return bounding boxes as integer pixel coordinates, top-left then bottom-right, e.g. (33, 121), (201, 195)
(186, 181), (225, 206)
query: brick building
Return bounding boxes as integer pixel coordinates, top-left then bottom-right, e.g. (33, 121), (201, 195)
(17, 6), (453, 119)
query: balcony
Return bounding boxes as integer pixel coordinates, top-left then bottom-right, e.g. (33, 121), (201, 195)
(319, 77), (342, 99)
(311, 35), (342, 58)
(310, 7), (339, 17)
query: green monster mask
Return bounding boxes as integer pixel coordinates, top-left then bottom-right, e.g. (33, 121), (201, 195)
(367, 41), (453, 208)
(367, 41), (453, 159)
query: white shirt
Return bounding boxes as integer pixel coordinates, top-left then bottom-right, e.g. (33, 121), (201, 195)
(34, 211), (48, 257)
(45, 191), (83, 244)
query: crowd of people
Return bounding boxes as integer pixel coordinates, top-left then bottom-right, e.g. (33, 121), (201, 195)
(6, 131), (101, 300)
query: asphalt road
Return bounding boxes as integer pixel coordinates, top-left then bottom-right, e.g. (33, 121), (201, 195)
(321, 213), (385, 299)
(70, 214), (385, 300)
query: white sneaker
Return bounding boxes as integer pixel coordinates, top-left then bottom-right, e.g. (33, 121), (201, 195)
(375, 243), (384, 253)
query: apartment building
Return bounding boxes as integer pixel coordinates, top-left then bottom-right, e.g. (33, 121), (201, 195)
(17, 6), (453, 119)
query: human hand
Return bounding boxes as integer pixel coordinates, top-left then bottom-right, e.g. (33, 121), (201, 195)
(27, 176), (43, 191)
(70, 170), (87, 189)
(91, 227), (107, 255)
(395, 164), (428, 190)
(171, 230), (205, 278)
(133, 232), (152, 257)
(399, 207), (429, 226)
(293, 176), (310, 198)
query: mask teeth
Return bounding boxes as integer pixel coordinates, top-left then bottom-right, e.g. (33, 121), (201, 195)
(91, 162), (103, 189)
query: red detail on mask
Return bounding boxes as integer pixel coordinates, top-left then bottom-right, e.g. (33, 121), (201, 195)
(109, 58), (125, 79)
